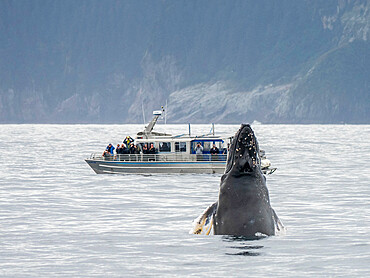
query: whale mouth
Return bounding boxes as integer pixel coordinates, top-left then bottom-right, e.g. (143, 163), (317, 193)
(225, 124), (261, 174)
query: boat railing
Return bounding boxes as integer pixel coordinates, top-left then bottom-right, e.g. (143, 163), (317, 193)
(89, 153), (227, 162)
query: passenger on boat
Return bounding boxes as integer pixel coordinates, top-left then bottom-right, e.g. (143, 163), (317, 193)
(123, 136), (134, 147)
(142, 143), (149, 154)
(120, 143), (128, 154)
(129, 143), (139, 154)
(210, 144), (220, 161)
(210, 144), (219, 155)
(116, 144), (121, 155)
(148, 143), (156, 154)
(160, 142), (170, 152)
(106, 143), (115, 155)
(222, 143), (230, 154)
(195, 142), (204, 161)
(102, 149), (114, 160)
(194, 142), (203, 154)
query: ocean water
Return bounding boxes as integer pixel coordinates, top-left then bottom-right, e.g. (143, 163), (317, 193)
(0, 124), (369, 277)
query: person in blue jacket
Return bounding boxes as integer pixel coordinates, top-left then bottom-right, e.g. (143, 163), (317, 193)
(106, 143), (115, 155)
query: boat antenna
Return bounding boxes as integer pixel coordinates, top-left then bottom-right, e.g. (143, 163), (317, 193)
(188, 123), (191, 136)
(165, 99), (168, 125)
(208, 123), (215, 135)
(141, 101), (146, 124)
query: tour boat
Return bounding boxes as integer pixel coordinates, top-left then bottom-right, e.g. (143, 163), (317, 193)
(85, 108), (276, 175)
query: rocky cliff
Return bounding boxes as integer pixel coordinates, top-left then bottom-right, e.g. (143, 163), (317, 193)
(0, 0), (368, 123)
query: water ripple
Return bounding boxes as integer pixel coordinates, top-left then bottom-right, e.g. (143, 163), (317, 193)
(0, 124), (369, 277)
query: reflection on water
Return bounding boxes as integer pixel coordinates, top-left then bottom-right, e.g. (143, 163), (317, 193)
(222, 235), (268, 241)
(226, 250), (262, 256)
(222, 235), (266, 256)
(226, 244), (264, 256)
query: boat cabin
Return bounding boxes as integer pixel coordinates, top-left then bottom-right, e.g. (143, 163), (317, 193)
(134, 137), (227, 155)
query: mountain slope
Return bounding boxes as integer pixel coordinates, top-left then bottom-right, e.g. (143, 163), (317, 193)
(0, 0), (368, 123)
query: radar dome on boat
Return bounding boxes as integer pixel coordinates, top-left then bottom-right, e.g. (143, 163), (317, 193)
(152, 110), (162, 116)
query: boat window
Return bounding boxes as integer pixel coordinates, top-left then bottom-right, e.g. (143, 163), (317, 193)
(192, 141), (211, 153)
(175, 142), (186, 152)
(192, 141), (223, 153)
(203, 142), (211, 152)
(215, 141), (222, 149)
(159, 142), (171, 152)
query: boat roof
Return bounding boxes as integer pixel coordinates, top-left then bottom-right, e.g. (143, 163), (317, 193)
(135, 135), (228, 143)
(135, 107), (233, 142)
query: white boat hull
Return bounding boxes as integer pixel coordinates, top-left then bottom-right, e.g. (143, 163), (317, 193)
(85, 159), (226, 174)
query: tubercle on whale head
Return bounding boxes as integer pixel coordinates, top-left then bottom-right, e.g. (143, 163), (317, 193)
(224, 124), (261, 175)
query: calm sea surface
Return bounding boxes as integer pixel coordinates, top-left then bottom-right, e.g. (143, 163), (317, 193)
(0, 124), (369, 277)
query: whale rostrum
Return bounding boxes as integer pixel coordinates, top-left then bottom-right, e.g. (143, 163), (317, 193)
(191, 124), (284, 237)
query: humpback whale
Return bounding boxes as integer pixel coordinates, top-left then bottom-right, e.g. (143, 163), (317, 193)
(191, 124), (283, 237)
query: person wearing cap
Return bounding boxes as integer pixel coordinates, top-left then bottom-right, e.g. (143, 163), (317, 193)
(106, 143), (115, 155)
(123, 136), (134, 147)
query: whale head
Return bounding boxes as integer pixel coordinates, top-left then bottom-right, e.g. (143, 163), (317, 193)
(225, 124), (261, 175)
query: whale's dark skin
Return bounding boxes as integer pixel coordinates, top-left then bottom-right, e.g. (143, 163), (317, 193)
(191, 124), (282, 237)
(213, 124), (276, 236)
